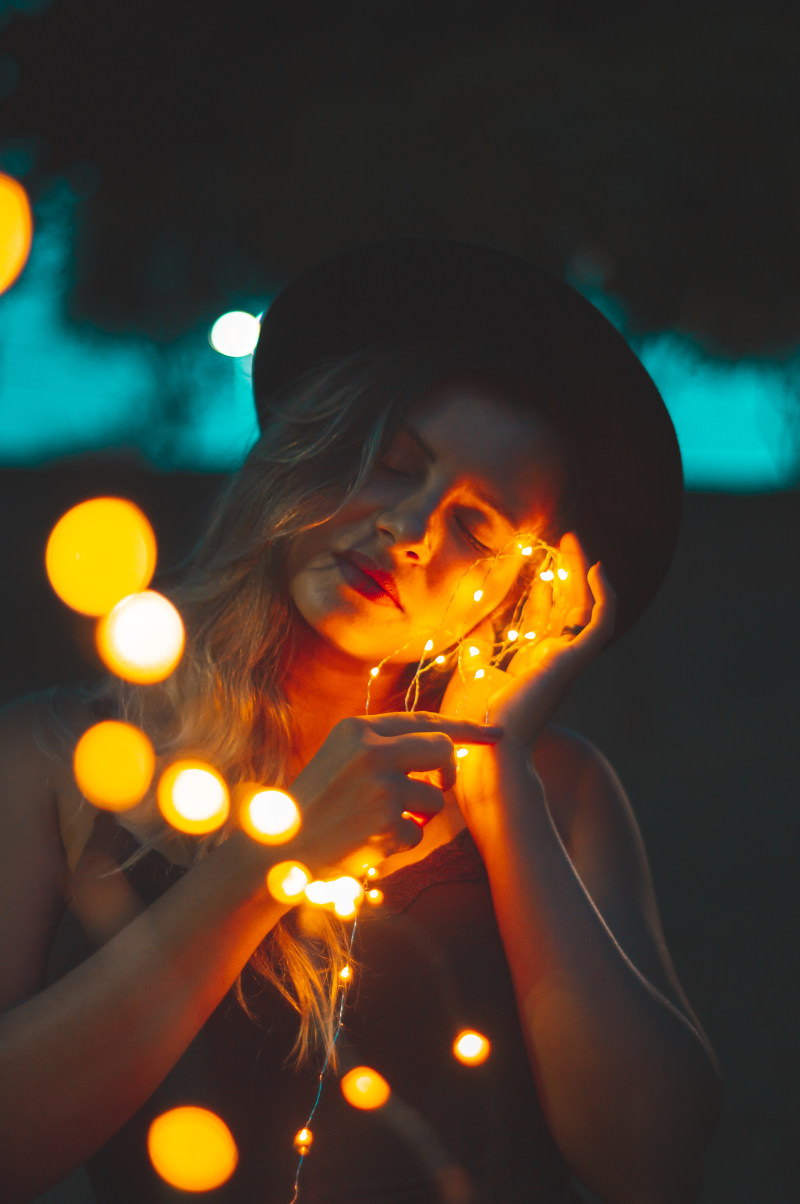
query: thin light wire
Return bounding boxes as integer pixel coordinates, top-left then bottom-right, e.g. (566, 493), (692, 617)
(287, 898), (363, 1203)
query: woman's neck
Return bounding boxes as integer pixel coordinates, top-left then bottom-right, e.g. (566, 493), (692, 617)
(282, 631), (407, 778)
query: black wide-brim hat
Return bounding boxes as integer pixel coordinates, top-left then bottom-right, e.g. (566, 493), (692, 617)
(252, 238), (683, 642)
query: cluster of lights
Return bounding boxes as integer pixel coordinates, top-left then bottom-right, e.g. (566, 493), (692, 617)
(366, 536), (571, 716)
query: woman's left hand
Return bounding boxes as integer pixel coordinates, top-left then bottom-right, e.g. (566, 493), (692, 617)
(438, 532), (616, 810)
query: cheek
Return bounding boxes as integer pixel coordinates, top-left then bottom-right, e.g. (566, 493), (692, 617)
(432, 553), (521, 629)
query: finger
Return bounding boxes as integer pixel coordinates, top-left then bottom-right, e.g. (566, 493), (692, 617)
(550, 531), (593, 634)
(560, 561), (617, 656)
(372, 815), (425, 858)
(400, 776), (447, 822)
(383, 731), (458, 779)
(367, 713), (503, 742)
(408, 758), (457, 793)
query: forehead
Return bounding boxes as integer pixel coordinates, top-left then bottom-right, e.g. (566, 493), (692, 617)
(407, 375), (566, 530)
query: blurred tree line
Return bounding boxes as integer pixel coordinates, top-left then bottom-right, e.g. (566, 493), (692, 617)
(1, 0), (799, 357)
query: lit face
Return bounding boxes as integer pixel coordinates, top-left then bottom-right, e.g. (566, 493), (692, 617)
(286, 375), (567, 671)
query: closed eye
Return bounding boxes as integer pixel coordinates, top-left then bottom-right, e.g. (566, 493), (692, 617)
(456, 519), (492, 555)
(377, 460), (411, 478)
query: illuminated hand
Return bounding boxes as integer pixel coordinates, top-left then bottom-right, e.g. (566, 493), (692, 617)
(439, 531), (616, 751)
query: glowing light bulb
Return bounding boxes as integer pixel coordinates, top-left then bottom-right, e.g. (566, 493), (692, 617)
(453, 1029), (491, 1065)
(507, 629), (518, 641)
(0, 172), (33, 295)
(304, 880), (333, 906)
(474, 669), (485, 680)
(341, 1066), (391, 1110)
(330, 876), (363, 917)
(340, 965), (352, 981)
(456, 747), (469, 759)
(73, 720), (155, 811)
(241, 788), (301, 845)
(473, 590), (483, 602)
(293, 1127), (313, 1155)
(424, 639), (434, 652)
(367, 888), (384, 904)
(46, 497), (156, 616)
(540, 569), (555, 582)
(370, 667), (380, 677)
(96, 590), (184, 683)
(520, 546), (533, 556)
(157, 760), (229, 834)
(524, 631), (536, 640)
(367, 867), (377, 878)
(267, 861), (310, 904)
(434, 654), (446, 664)
(467, 645), (480, 657)
(209, 310), (261, 357)
(147, 1106), (238, 1192)
(557, 568), (569, 580)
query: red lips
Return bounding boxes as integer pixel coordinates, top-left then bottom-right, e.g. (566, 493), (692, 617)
(336, 550), (403, 610)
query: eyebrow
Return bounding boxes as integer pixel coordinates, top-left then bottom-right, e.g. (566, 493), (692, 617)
(404, 425), (520, 530)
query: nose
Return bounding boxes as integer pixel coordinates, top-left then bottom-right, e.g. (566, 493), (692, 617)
(376, 493), (438, 563)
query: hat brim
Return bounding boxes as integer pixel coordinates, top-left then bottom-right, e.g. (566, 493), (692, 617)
(253, 238), (683, 641)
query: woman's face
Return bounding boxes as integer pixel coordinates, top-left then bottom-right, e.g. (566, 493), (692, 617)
(286, 373), (567, 671)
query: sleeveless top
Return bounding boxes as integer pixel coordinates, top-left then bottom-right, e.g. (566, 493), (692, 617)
(54, 809), (583, 1204)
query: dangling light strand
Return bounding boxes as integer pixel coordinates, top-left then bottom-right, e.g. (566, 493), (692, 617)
(287, 872), (368, 1204)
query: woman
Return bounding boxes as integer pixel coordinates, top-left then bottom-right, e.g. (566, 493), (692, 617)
(0, 240), (722, 1203)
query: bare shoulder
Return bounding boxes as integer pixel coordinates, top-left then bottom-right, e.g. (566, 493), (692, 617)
(532, 722), (711, 1041)
(532, 720), (654, 911)
(0, 690), (94, 1009)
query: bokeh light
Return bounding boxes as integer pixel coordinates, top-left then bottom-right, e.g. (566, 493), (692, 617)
(96, 590), (184, 683)
(240, 787), (301, 845)
(267, 861), (310, 905)
(209, 311), (260, 357)
(73, 720), (155, 811)
(0, 172), (32, 295)
(453, 1029), (491, 1065)
(157, 760), (229, 835)
(293, 1127), (313, 1155)
(45, 497), (156, 616)
(304, 875), (363, 916)
(341, 1066), (391, 1110)
(147, 1106), (238, 1192)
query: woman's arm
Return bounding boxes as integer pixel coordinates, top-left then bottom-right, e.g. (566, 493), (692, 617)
(0, 698), (496, 1202)
(0, 698), (298, 1202)
(466, 733), (722, 1204)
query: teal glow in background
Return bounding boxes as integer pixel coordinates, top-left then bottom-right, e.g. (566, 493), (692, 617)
(1, 201), (797, 489)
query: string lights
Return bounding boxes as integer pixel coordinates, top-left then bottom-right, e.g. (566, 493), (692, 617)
(44, 497), (577, 1200)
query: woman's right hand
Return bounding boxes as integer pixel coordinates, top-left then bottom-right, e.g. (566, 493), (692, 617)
(287, 713), (503, 870)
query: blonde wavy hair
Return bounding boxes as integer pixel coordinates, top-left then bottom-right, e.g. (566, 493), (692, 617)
(57, 340), (576, 1066)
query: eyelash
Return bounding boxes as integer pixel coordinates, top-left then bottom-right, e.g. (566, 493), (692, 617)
(377, 461), (491, 556)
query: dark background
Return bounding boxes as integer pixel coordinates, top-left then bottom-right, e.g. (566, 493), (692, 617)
(1, 1), (798, 1200)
